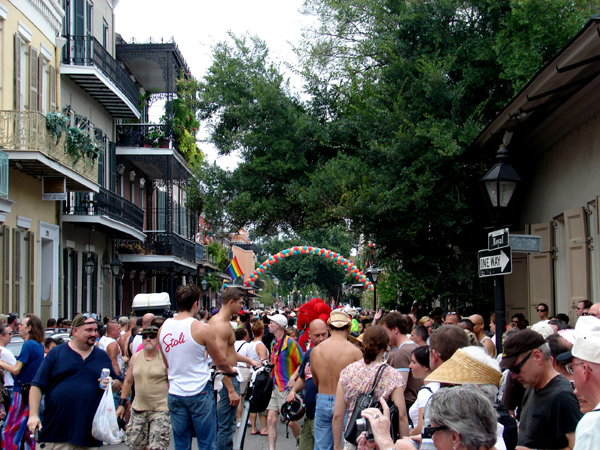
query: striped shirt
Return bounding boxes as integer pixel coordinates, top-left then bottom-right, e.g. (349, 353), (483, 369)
(270, 335), (303, 391)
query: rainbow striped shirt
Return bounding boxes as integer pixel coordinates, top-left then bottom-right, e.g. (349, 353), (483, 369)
(270, 335), (303, 391)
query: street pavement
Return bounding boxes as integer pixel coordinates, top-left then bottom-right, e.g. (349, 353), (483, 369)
(110, 415), (301, 450)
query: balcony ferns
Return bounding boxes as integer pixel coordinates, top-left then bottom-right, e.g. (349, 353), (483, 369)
(45, 111), (104, 166)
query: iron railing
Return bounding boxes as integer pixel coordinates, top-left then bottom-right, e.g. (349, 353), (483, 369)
(63, 187), (144, 231)
(63, 35), (139, 108)
(0, 151), (8, 197)
(0, 110), (98, 183)
(116, 123), (172, 148)
(142, 231), (196, 262)
(195, 244), (217, 265)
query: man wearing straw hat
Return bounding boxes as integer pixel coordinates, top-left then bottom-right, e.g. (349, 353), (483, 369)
(501, 329), (582, 450)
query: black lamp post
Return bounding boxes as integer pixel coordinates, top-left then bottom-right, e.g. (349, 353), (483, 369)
(201, 277), (208, 309)
(110, 254), (124, 316)
(479, 143), (520, 356)
(366, 265), (381, 310)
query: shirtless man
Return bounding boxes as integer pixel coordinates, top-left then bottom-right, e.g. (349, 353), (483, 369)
(118, 316), (137, 359)
(209, 288), (260, 450)
(310, 310), (363, 450)
(469, 314), (496, 357)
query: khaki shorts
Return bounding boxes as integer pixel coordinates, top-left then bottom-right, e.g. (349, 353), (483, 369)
(126, 409), (171, 450)
(266, 388), (288, 414)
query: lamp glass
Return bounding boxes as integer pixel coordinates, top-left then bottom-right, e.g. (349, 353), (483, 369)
(110, 256), (122, 277)
(101, 263), (111, 278)
(371, 270), (379, 283)
(201, 278), (208, 291)
(84, 257), (95, 276)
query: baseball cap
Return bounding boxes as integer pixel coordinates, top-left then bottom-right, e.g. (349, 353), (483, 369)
(557, 316), (600, 362)
(118, 316), (129, 325)
(328, 310), (352, 328)
(141, 325), (159, 335)
(267, 314), (287, 329)
(500, 329), (546, 370)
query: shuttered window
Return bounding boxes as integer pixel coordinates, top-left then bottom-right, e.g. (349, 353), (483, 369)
(2, 225), (9, 313)
(565, 207), (590, 310)
(528, 222), (554, 319)
(49, 65), (56, 112)
(27, 231), (34, 314)
(13, 229), (21, 313)
(14, 34), (23, 110)
(29, 47), (38, 112)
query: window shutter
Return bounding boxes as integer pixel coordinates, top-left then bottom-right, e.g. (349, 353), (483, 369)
(505, 253), (529, 321)
(29, 47), (39, 112)
(527, 222), (554, 318)
(72, 251), (78, 315)
(49, 65), (56, 112)
(91, 253), (98, 313)
(27, 231), (35, 314)
(14, 34), (22, 110)
(565, 207), (590, 308)
(63, 248), (70, 319)
(13, 229), (21, 312)
(109, 142), (116, 192)
(2, 225), (10, 313)
(38, 56), (44, 114)
(81, 254), (88, 312)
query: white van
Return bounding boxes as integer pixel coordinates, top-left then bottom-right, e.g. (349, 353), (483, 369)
(132, 292), (171, 314)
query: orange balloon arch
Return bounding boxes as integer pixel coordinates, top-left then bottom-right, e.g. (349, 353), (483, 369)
(244, 246), (375, 291)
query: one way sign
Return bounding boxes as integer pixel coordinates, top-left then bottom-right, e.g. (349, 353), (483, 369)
(478, 247), (512, 278)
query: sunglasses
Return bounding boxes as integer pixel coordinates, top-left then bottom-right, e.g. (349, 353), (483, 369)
(509, 350), (533, 374)
(537, 309), (547, 312)
(423, 425), (448, 438)
(143, 334), (158, 340)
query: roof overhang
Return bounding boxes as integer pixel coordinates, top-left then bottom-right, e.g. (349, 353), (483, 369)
(116, 147), (192, 179)
(7, 152), (99, 192)
(473, 16), (600, 156)
(60, 64), (140, 119)
(62, 214), (146, 241)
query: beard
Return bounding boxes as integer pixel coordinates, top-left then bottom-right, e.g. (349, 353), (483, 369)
(86, 336), (96, 347)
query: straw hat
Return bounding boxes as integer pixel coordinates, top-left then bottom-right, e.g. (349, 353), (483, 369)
(425, 348), (502, 387)
(348, 333), (364, 345)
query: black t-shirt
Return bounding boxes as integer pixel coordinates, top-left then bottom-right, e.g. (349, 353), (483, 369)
(517, 374), (582, 449)
(298, 347), (317, 419)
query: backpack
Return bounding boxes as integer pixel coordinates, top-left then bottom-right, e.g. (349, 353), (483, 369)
(247, 368), (274, 413)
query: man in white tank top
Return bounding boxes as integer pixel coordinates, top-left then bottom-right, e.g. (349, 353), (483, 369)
(160, 284), (236, 450)
(98, 320), (123, 375)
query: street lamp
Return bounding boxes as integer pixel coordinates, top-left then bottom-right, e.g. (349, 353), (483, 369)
(366, 265), (382, 310)
(110, 254), (124, 316)
(201, 277), (208, 309)
(479, 142), (521, 355)
(101, 260), (111, 278)
(84, 254), (95, 276)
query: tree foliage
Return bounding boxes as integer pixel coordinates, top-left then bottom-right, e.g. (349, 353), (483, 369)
(193, 1), (596, 306)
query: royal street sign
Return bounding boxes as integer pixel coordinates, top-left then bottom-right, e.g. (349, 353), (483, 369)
(478, 247), (512, 278)
(488, 228), (509, 250)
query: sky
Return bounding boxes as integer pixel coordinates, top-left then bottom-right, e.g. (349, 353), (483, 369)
(114, 0), (316, 170)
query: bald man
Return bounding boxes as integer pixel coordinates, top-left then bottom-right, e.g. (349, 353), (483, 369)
(589, 303), (600, 319)
(131, 313), (155, 353)
(98, 320), (123, 376)
(469, 314), (495, 357)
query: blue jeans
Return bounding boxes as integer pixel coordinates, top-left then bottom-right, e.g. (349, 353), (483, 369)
(168, 382), (216, 450)
(314, 394), (335, 450)
(216, 378), (240, 450)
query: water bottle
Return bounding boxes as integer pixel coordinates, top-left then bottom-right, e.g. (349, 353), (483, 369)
(99, 368), (110, 389)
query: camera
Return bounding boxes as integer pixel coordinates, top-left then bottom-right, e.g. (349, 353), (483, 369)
(355, 417), (375, 441)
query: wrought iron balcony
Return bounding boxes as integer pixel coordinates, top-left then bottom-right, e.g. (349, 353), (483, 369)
(63, 188), (144, 235)
(118, 232), (196, 263)
(116, 123), (172, 148)
(61, 35), (140, 119)
(0, 110), (99, 191)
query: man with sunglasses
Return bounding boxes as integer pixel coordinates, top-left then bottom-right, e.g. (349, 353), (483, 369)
(117, 326), (170, 450)
(501, 330), (582, 450)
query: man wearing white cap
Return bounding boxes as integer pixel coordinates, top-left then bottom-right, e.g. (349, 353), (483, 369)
(565, 318), (600, 449)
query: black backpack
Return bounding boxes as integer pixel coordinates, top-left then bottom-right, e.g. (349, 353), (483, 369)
(247, 368), (274, 413)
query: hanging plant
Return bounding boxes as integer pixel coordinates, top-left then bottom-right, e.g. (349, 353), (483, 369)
(45, 112), (70, 145)
(45, 112), (104, 166)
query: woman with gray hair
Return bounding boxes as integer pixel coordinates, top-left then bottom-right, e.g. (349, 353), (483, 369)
(357, 385), (498, 450)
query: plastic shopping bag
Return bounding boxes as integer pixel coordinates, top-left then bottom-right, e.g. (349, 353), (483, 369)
(91, 382), (123, 444)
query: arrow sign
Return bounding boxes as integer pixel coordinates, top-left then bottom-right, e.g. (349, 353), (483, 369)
(478, 247), (512, 278)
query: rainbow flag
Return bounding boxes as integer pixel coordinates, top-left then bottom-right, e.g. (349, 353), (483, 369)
(226, 256), (243, 281)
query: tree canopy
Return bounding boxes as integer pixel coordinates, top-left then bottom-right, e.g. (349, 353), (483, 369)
(192, 0), (597, 306)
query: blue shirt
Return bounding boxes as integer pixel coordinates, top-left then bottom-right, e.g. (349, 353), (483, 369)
(15, 340), (44, 391)
(32, 343), (123, 447)
(298, 347), (317, 419)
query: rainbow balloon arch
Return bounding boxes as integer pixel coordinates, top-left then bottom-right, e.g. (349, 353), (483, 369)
(243, 246), (375, 291)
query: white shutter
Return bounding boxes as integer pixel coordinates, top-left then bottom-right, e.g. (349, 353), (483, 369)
(527, 222), (554, 320)
(38, 56), (44, 114)
(565, 207), (590, 308)
(49, 65), (56, 112)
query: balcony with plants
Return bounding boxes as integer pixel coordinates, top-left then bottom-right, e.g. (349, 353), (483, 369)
(61, 35), (140, 119)
(0, 109), (101, 192)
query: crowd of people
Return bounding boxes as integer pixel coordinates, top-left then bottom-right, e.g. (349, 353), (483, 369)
(0, 293), (597, 450)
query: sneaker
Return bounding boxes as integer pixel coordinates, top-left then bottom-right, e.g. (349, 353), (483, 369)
(237, 422), (241, 428)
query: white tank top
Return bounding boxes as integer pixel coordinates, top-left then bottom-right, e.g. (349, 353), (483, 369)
(98, 335), (123, 373)
(247, 340), (269, 362)
(160, 317), (210, 396)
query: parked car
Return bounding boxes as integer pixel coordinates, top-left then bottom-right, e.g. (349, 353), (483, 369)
(7, 333), (71, 358)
